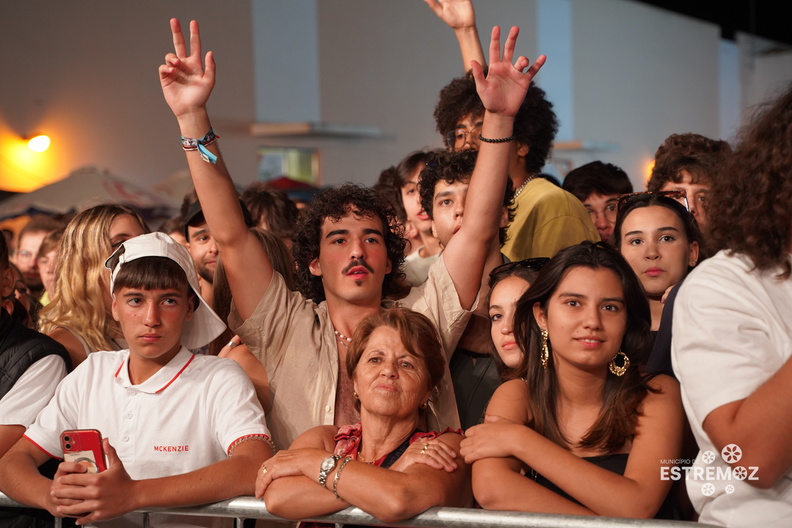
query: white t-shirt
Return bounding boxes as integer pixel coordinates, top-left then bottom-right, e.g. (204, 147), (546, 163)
(25, 347), (269, 527)
(672, 250), (792, 527)
(0, 355), (66, 426)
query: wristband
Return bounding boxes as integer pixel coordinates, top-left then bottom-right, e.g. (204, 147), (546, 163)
(478, 133), (515, 144)
(181, 127), (219, 164)
(333, 457), (353, 500)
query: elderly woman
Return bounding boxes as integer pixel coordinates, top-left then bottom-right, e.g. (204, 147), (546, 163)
(256, 308), (471, 523)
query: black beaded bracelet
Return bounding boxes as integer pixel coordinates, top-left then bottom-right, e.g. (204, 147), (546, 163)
(478, 134), (515, 143)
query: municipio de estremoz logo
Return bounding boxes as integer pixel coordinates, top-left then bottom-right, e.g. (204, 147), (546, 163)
(660, 443), (758, 496)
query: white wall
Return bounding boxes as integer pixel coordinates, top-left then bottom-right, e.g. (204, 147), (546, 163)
(0, 0), (258, 193)
(561, 0), (722, 187)
(1, 0), (788, 198)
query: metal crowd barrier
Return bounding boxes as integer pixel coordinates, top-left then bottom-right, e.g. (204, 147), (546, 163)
(1, 492), (718, 528)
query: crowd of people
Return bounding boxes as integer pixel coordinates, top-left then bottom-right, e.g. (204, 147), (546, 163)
(0, 1), (790, 527)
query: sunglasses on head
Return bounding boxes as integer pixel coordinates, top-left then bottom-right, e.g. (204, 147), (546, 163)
(617, 190), (689, 212)
(490, 257), (550, 277)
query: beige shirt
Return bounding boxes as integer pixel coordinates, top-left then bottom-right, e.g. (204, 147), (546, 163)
(230, 254), (471, 449)
(502, 177), (600, 260)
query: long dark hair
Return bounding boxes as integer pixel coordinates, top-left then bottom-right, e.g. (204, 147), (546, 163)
(513, 242), (654, 452)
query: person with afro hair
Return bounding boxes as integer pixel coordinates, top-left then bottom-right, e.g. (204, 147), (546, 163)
(429, 0), (598, 260)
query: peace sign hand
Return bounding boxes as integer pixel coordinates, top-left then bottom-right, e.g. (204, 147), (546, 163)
(471, 26), (546, 117)
(158, 19), (216, 119)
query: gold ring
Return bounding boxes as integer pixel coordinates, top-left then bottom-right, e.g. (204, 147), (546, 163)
(421, 444), (429, 455)
(261, 464), (268, 475)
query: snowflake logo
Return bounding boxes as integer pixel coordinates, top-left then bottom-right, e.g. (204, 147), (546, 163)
(732, 466), (748, 480)
(725, 485), (735, 494)
(701, 483), (716, 496)
(721, 444), (742, 463)
(701, 450), (717, 464)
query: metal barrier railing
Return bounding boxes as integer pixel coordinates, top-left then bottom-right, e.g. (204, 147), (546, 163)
(1, 492), (717, 528)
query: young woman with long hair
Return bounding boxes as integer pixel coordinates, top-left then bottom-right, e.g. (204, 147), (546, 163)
(38, 204), (148, 366)
(461, 241), (683, 517)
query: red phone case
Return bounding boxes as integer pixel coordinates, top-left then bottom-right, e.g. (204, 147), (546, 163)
(60, 429), (107, 473)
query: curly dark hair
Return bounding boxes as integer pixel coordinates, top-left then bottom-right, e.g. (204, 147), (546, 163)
(562, 161), (633, 202)
(513, 241), (655, 452)
(647, 133), (732, 192)
(241, 184), (300, 242)
(292, 183), (408, 303)
(708, 84), (792, 277)
(434, 70), (558, 175)
(418, 149), (514, 246)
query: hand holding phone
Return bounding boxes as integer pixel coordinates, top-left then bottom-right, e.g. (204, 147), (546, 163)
(61, 429), (107, 473)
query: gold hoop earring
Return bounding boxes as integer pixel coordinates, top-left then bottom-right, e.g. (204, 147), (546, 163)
(540, 328), (549, 370)
(609, 350), (630, 377)
(353, 391), (359, 400)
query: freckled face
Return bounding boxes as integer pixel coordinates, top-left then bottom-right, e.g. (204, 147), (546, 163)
(112, 286), (194, 365)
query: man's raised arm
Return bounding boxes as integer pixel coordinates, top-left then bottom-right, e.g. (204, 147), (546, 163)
(424, 0), (486, 71)
(442, 26), (546, 309)
(159, 19), (271, 320)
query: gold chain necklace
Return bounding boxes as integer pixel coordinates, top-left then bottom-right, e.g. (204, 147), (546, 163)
(511, 175), (536, 202)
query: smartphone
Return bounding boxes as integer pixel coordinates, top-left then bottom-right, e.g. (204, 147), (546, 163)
(60, 429), (107, 473)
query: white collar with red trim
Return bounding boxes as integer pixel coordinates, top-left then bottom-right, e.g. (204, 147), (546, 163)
(113, 346), (195, 394)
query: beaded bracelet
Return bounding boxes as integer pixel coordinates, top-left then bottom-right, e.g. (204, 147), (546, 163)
(181, 127), (220, 164)
(227, 434), (276, 456)
(478, 133), (515, 144)
(333, 456), (353, 500)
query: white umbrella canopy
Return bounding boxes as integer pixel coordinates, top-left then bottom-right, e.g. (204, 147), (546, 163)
(0, 166), (175, 220)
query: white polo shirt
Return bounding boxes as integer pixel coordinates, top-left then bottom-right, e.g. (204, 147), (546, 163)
(0, 355), (67, 427)
(672, 251), (792, 527)
(26, 346), (268, 493)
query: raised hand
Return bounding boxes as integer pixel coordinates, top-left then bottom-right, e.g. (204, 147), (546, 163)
(423, 0), (476, 30)
(471, 26), (546, 117)
(159, 19), (216, 118)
